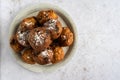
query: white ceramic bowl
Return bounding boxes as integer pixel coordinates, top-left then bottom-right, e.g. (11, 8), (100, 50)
(9, 3), (78, 72)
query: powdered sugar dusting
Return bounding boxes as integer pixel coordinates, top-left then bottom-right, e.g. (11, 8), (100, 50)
(39, 49), (53, 63)
(17, 30), (28, 45)
(44, 19), (57, 30)
(40, 49), (49, 58)
(48, 49), (53, 55)
(34, 31), (46, 46)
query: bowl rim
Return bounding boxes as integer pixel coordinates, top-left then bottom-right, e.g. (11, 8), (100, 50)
(9, 3), (78, 72)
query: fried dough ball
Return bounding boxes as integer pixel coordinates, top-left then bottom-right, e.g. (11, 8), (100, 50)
(16, 30), (30, 47)
(16, 17), (37, 47)
(58, 27), (73, 46)
(37, 10), (58, 24)
(10, 35), (24, 53)
(28, 27), (52, 53)
(21, 48), (35, 64)
(18, 17), (37, 31)
(44, 19), (62, 39)
(52, 46), (64, 63)
(33, 48), (54, 65)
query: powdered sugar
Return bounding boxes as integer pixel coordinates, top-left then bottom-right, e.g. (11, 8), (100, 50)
(34, 31), (46, 46)
(39, 49), (53, 63)
(44, 19), (57, 30)
(17, 30), (28, 45)
(40, 49), (49, 58)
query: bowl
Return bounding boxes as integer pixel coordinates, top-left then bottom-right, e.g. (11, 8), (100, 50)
(9, 3), (78, 72)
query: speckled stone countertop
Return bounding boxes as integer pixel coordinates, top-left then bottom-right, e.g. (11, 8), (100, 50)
(1, 0), (120, 80)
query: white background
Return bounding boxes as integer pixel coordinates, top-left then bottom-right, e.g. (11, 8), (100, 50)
(1, 0), (120, 80)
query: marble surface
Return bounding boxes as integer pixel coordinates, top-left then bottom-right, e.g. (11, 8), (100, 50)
(1, 0), (120, 80)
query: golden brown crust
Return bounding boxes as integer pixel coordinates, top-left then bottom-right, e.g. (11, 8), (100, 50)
(16, 17), (37, 47)
(28, 27), (52, 53)
(52, 46), (64, 63)
(21, 49), (35, 64)
(16, 30), (30, 47)
(58, 27), (73, 46)
(33, 48), (54, 65)
(19, 17), (37, 31)
(37, 10), (58, 24)
(10, 35), (24, 53)
(44, 20), (62, 40)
